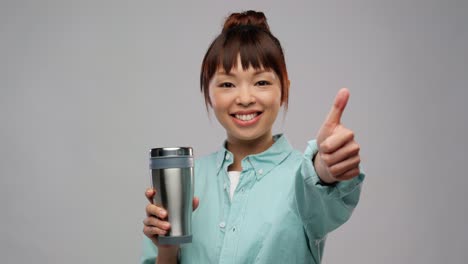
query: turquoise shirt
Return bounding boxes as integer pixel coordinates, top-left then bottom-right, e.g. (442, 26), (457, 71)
(141, 134), (365, 264)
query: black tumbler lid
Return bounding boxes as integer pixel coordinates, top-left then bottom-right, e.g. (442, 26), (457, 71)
(150, 147), (193, 158)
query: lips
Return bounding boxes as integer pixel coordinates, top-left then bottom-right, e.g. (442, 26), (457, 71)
(230, 111), (263, 126)
(235, 112), (258, 121)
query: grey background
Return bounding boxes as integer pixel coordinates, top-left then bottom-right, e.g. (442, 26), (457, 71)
(1, 0), (467, 263)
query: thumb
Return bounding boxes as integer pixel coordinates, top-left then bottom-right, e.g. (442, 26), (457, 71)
(193, 197), (200, 211)
(145, 187), (155, 204)
(324, 88), (349, 126)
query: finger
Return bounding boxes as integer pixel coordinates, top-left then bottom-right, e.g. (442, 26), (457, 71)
(193, 197), (200, 211)
(145, 187), (155, 204)
(319, 126), (354, 154)
(146, 204), (168, 219)
(320, 140), (360, 166)
(143, 217), (171, 230)
(143, 225), (168, 236)
(335, 167), (361, 181)
(328, 155), (361, 177)
(324, 88), (349, 127)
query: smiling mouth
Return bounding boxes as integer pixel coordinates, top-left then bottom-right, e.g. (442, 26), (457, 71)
(232, 112), (262, 121)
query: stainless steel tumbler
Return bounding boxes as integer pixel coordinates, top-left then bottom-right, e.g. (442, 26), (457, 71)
(150, 147), (194, 245)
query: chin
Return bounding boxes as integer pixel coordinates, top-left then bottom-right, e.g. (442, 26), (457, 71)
(227, 129), (270, 143)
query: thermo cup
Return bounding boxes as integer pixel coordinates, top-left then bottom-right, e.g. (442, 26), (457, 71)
(149, 147), (194, 245)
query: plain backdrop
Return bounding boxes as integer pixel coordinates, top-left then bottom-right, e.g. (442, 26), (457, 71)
(1, 0), (467, 263)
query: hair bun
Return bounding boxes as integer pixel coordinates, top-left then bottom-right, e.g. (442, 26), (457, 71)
(222, 10), (270, 33)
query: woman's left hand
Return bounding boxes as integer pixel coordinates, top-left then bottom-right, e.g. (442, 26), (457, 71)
(314, 88), (361, 184)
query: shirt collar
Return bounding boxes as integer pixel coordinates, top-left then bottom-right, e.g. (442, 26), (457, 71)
(215, 134), (293, 180)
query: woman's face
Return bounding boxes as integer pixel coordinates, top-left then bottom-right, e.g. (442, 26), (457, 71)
(208, 58), (282, 144)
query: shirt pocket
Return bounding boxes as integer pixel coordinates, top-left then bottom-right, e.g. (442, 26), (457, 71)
(242, 222), (272, 263)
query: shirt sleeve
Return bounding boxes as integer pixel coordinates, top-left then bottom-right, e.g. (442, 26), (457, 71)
(294, 139), (365, 240)
(140, 236), (157, 264)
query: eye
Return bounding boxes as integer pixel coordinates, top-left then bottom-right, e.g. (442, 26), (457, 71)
(255, 80), (271, 86)
(219, 82), (234, 88)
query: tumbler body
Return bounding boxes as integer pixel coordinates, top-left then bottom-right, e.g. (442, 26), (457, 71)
(150, 147), (194, 245)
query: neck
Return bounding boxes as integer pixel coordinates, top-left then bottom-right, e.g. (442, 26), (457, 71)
(226, 132), (274, 171)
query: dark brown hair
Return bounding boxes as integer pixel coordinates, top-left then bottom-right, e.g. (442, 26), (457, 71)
(200, 10), (289, 109)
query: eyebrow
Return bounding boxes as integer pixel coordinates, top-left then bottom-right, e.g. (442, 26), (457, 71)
(216, 69), (273, 77)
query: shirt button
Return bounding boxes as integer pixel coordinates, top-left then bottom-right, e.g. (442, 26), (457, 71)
(258, 169), (263, 175)
(219, 222), (226, 228)
(225, 153), (231, 160)
(223, 183), (227, 190)
(232, 226), (236, 232)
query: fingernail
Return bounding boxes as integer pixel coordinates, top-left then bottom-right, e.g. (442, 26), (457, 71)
(159, 209), (166, 217)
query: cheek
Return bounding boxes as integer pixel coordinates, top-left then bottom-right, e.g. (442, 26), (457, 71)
(209, 93), (229, 114)
(208, 90), (220, 109)
(209, 95), (221, 110)
(265, 90), (282, 109)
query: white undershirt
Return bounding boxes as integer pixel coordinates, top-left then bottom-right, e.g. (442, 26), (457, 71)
(227, 171), (241, 200)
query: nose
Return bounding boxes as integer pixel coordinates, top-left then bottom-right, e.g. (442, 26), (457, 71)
(235, 85), (256, 106)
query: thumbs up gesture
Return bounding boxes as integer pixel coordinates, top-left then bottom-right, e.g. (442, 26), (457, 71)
(314, 88), (361, 184)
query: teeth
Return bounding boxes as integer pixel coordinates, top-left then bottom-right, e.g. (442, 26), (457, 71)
(235, 113), (258, 121)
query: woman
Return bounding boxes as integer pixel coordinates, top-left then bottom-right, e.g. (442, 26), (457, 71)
(142, 10), (364, 264)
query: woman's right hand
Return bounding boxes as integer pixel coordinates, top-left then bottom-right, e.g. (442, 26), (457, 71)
(143, 188), (199, 262)
(143, 188), (172, 245)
